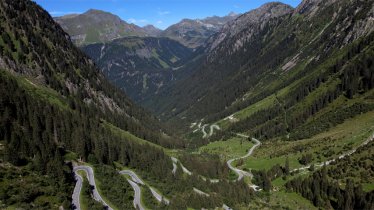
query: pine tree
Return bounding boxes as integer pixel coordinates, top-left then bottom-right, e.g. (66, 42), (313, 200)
(285, 156), (290, 175)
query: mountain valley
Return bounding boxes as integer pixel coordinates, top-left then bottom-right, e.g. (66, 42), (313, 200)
(1, 0), (374, 209)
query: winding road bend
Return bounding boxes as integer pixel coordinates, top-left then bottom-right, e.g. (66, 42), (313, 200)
(171, 157), (192, 175)
(72, 171), (83, 210)
(227, 134), (261, 181)
(73, 166), (114, 210)
(120, 169), (170, 206)
(127, 179), (145, 210)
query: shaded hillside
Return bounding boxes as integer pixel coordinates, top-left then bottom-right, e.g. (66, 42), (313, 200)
(82, 36), (193, 102)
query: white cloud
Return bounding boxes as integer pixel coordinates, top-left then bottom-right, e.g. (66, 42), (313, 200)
(50, 11), (81, 16)
(158, 11), (170, 15)
(128, 18), (148, 24)
(128, 18), (137, 23)
(156, 20), (163, 25)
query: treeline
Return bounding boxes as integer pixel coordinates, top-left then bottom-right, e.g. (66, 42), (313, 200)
(286, 167), (374, 210)
(179, 153), (229, 179)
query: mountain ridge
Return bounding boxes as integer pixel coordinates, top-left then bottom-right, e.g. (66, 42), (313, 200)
(55, 9), (149, 45)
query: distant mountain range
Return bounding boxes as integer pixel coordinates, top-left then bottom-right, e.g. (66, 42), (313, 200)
(55, 9), (240, 102)
(55, 9), (239, 48)
(160, 12), (239, 48)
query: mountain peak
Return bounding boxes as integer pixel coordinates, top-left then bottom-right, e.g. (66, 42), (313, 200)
(228, 11), (238, 17)
(85, 9), (107, 15)
(143, 24), (160, 30)
(82, 9), (121, 19)
(208, 1), (294, 52)
(142, 25), (162, 36)
(54, 9), (147, 45)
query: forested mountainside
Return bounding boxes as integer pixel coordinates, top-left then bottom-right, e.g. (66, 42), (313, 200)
(145, 0), (374, 134)
(55, 9), (148, 45)
(0, 0), (184, 208)
(82, 36), (193, 102)
(160, 13), (239, 48)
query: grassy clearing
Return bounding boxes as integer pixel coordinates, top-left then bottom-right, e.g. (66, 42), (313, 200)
(198, 136), (254, 159)
(243, 191), (317, 210)
(362, 183), (374, 192)
(216, 94), (277, 129)
(267, 191), (317, 209)
(64, 151), (78, 161)
(103, 121), (175, 156)
(0, 70), (69, 110)
(241, 110), (374, 171)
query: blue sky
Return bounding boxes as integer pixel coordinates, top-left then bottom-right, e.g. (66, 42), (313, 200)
(34, 0), (302, 29)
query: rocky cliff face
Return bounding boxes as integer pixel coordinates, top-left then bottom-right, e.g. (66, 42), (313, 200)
(207, 3), (294, 58)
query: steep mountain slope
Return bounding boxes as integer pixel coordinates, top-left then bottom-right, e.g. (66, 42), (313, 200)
(82, 37), (193, 101)
(146, 2), (294, 122)
(54, 9), (147, 45)
(146, 0), (374, 136)
(161, 13), (239, 48)
(0, 0), (183, 208)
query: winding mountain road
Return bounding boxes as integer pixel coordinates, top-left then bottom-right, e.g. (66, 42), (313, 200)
(72, 171), (83, 210)
(227, 134), (261, 181)
(150, 187), (170, 205)
(120, 170), (145, 185)
(120, 169), (170, 206)
(191, 121), (221, 138)
(293, 132), (374, 172)
(71, 133), (263, 209)
(127, 179), (145, 210)
(73, 166), (114, 210)
(171, 157), (192, 175)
